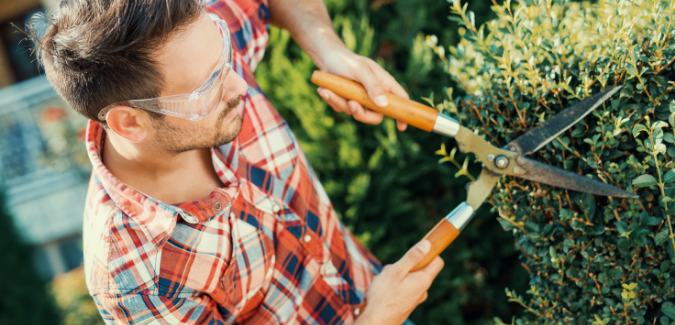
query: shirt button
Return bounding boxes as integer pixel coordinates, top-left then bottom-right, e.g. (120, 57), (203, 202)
(303, 234), (312, 243)
(215, 202), (222, 210)
(272, 204), (280, 213)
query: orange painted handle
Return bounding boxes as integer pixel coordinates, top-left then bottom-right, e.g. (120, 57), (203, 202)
(410, 218), (460, 272)
(310, 71), (439, 132)
(355, 219), (460, 317)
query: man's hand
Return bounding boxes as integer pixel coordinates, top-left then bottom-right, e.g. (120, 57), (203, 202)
(317, 47), (409, 131)
(267, 0), (409, 131)
(354, 240), (444, 325)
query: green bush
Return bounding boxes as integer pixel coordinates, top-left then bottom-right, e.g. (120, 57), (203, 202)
(51, 267), (104, 325)
(430, 0), (675, 323)
(0, 191), (61, 324)
(255, 0), (530, 324)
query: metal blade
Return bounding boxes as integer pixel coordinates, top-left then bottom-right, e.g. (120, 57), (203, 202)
(466, 168), (502, 210)
(514, 155), (637, 198)
(508, 86), (622, 155)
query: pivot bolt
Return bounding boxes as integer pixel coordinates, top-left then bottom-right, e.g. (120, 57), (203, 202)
(494, 155), (509, 169)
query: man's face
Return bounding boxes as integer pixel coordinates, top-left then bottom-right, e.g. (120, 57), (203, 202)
(149, 13), (248, 154)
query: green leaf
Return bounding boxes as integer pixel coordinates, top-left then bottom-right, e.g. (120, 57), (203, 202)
(571, 128), (585, 138)
(632, 174), (659, 187)
(618, 237), (631, 248)
(664, 133), (674, 143)
(656, 143), (668, 154)
(653, 121), (670, 130)
(421, 97), (435, 107)
(622, 282), (638, 291)
(447, 15), (466, 26)
(626, 64), (639, 78)
(656, 230), (670, 246)
(643, 217), (659, 226)
(662, 306), (675, 320)
(665, 170), (675, 183)
(435, 143), (448, 156)
(633, 124), (648, 138)
(617, 221), (629, 234)
(497, 217), (515, 231)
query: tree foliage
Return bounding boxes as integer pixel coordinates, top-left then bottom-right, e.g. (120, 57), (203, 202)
(431, 0), (675, 323)
(0, 191), (61, 325)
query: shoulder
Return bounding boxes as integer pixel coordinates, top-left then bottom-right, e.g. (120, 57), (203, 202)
(204, 0), (270, 33)
(204, 0), (270, 71)
(83, 178), (163, 296)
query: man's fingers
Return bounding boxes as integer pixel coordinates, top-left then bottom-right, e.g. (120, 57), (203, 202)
(365, 59), (409, 100)
(318, 88), (385, 125)
(415, 256), (444, 281)
(393, 240), (432, 274)
(364, 59), (409, 130)
(404, 257), (444, 295)
(354, 66), (388, 108)
(318, 88), (352, 115)
(351, 101), (384, 125)
(321, 59), (412, 129)
(416, 292), (428, 305)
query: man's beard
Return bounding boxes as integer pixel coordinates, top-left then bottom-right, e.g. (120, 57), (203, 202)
(151, 96), (243, 154)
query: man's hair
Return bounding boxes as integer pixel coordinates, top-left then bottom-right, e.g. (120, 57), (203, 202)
(28, 0), (203, 123)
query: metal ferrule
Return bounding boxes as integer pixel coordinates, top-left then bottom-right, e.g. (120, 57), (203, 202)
(444, 202), (475, 231)
(432, 113), (460, 137)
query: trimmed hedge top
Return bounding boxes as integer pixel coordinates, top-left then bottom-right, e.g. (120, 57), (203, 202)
(429, 0), (675, 323)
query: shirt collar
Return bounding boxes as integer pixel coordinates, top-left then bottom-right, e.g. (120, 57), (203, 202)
(85, 120), (240, 247)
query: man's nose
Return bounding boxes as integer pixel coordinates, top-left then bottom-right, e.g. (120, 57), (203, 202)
(223, 69), (248, 96)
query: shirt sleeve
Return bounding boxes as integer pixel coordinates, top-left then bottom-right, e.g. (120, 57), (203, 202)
(205, 0), (271, 71)
(93, 293), (230, 325)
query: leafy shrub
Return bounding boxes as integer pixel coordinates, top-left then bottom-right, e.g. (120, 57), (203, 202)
(429, 0), (675, 323)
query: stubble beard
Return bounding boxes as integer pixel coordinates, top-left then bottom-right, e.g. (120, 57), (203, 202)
(152, 96), (244, 154)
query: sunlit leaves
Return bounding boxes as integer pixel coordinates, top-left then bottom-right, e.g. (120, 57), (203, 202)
(439, 0), (675, 322)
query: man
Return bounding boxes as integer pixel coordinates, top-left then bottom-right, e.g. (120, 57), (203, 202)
(32, 0), (444, 323)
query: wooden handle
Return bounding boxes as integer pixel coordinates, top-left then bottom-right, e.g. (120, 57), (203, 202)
(410, 218), (461, 272)
(355, 219), (460, 317)
(311, 71), (439, 132)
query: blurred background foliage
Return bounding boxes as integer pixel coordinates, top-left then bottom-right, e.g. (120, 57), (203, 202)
(0, 192), (61, 325)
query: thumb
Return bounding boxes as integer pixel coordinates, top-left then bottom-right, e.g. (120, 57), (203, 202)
(356, 67), (389, 108)
(393, 240), (432, 274)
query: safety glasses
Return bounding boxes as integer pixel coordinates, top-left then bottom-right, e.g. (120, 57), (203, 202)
(97, 14), (233, 122)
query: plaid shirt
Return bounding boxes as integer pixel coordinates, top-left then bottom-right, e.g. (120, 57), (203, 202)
(82, 0), (382, 323)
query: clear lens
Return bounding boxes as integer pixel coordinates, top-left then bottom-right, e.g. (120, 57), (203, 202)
(97, 16), (232, 122)
(204, 76), (224, 118)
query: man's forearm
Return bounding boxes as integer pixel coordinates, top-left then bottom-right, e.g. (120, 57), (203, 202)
(268, 0), (347, 70)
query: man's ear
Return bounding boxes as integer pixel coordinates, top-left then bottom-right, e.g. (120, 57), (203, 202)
(105, 106), (149, 143)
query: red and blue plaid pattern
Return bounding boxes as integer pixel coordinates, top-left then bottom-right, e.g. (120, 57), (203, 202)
(82, 0), (382, 323)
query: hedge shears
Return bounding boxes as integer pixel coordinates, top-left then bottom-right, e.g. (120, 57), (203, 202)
(311, 71), (636, 280)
